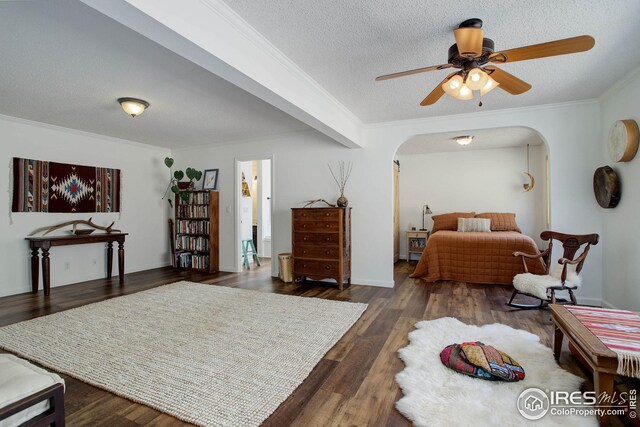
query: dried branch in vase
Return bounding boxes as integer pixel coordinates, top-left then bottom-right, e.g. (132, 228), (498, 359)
(328, 161), (353, 207)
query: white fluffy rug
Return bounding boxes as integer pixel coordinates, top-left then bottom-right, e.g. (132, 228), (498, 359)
(0, 281), (367, 427)
(395, 317), (597, 427)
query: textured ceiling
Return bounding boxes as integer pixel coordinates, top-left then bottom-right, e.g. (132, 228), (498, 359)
(223, 0), (640, 123)
(0, 0), (308, 149)
(396, 127), (543, 155)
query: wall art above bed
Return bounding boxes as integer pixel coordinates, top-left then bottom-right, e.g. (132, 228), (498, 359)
(12, 157), (121, 213)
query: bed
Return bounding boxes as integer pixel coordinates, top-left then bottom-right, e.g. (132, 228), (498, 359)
(409, 213), (546, 285)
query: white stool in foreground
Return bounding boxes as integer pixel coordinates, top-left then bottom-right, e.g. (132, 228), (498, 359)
(0, 354), (65, 427)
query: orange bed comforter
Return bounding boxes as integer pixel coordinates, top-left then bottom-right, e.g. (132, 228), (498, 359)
(409, 231), (546, 285)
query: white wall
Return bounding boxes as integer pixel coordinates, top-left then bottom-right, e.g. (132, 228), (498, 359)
(599, 68), (640, 311)
(365, 101), (604, 304)
(0, 115), (171, 297)
(173, 100), (604, 304)
(397, 145), (548, 259)
(0, 96), (610, 304)
(172, 131), (392, 284)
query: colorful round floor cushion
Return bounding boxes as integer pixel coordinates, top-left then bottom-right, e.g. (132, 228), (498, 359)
(440, 341), (525, 382)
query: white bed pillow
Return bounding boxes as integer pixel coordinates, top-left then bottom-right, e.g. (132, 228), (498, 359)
(457, 217), (491, 232)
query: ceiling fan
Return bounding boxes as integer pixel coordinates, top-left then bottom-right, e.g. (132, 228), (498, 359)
(375, 19), (595, 106)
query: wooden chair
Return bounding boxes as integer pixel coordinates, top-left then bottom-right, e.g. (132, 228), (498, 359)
(507, 231), (599, 309)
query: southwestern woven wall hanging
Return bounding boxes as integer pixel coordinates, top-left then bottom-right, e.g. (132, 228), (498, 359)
(12, 158), (121, 213)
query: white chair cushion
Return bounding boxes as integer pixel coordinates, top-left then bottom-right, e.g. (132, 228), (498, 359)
(513, 265), (582, 300)
(550, 264), (581, 283)
(0, 354), (64, 427)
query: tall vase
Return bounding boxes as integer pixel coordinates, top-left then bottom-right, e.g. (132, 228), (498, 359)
(337, 193), (348, 207)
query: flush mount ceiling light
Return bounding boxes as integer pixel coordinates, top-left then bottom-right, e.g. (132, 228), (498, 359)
(454, 135), (474, 146)
(117, 97), (150, 118)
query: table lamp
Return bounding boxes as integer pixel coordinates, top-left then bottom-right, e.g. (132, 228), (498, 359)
(421, 205), (432, 231)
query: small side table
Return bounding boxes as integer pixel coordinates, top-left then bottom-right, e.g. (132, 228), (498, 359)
(406, 230), (429, 262)
(550, 304), (618, 426)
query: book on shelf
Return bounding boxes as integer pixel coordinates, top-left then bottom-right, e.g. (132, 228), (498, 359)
(175, 219), (210, 235)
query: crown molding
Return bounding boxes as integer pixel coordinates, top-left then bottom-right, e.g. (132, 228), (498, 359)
(0, 113), (171, 153)
(198, 0), (362, 127)
(364, 99), (600, 130)
(171, 129), (329, 153)
(598, 64), (640, 103)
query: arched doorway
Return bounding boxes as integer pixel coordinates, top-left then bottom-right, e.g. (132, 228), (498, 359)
(393, 126), (550, 263)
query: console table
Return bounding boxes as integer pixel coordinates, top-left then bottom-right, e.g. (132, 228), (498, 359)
(25, 233), (128, 296)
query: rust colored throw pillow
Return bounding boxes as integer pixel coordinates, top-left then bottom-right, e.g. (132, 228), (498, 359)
(475, 213), (521, 233)
(431, 212), (475, 233)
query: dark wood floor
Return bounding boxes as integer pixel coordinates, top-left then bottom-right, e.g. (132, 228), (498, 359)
(0, 261), (622, 426)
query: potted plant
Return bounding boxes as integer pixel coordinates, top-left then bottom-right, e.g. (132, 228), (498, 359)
(162, 157), (203, 206)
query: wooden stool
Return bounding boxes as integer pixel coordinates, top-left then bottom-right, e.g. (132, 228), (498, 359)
(241, 239), (260, 269)
(0, 354), (65, 426)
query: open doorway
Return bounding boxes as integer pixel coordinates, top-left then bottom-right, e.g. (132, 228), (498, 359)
(394, 126), (550, 263)
(237, 158), (273, 271)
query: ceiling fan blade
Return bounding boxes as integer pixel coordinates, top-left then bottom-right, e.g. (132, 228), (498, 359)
(375, 63), (453, 81)
(420, 73), (457, 106)
(489, 35), (595, 64)
(485, 66), (531, 95)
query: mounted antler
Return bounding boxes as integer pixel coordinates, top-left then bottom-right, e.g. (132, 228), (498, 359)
(303, 199), (336, 208)
(29, 218), (120, 236)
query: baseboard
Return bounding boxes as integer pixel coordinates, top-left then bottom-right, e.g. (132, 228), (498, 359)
(600, 298), (619, 309)
(0, 261), (172, 298)
(350, 278), (394, 288)
(219, 265), (240, 273)
(577, 296), (603, 307)
(0, 284), (30, 298)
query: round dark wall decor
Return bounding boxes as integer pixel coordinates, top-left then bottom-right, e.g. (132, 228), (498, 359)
(593, 166), (620, 208)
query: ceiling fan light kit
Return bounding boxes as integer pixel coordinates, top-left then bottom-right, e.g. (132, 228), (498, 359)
(455, 84), (473, 100)
(375, 18), (595, 107)
(480, 75), (500, 95)
(442, 75), (463, 96)
(466, 68), (489, 91)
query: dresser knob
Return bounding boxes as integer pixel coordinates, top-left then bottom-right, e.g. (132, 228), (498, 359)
(303, 213), (307, 217)
(325, 265), (330, 270)
(325, 224), (330, 228)
(325, 213), (330, 216)
(303, 264), (307, 268)
(303, 224), (307, 228)
(325, 237), (330, 241)
(303, 237), (308, 241)
(325, 250), (330, 255)
(303, 250), (307, 254)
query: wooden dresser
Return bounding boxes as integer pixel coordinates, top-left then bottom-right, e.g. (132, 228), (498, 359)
(291, 207), (351, 289)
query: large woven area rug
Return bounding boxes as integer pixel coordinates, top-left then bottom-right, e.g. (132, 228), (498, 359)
(0, 281), (367, 426)
(395, 317), (597, 427)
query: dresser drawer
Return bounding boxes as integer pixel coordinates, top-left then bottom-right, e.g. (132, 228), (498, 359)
(294, 245), (340, 260)
(293, 259), (340, 276)
(293, 221), (340, 233)
(294, 232), (340, 246)
(293, 209), (340, 221)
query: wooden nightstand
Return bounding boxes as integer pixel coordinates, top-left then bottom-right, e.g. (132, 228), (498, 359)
(406, 230), (429, 262)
